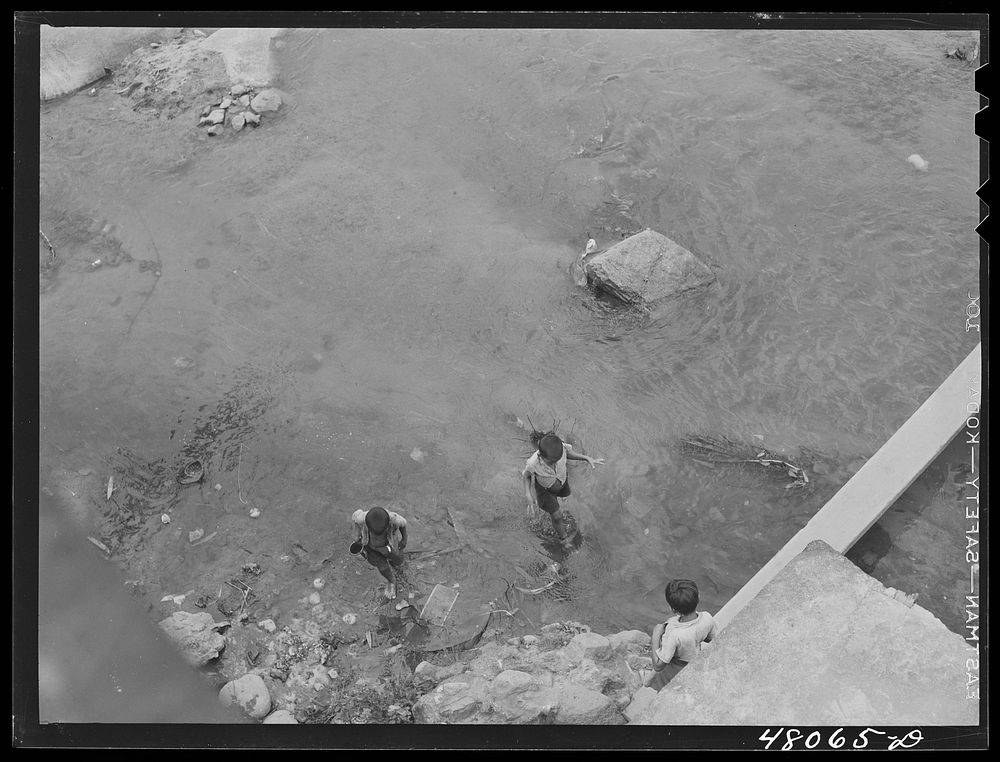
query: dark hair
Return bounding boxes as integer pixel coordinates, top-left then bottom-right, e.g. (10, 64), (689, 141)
(664, 579), (699, 615)
(365, 506), (390, 533)
(539, 433), (564, 461)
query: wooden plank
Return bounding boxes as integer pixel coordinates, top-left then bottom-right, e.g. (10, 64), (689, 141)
(715, 343), (981, 631)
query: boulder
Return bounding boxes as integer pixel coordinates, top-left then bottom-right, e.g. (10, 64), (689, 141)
(564, 631), (611, 662)
(413, 681), (484, 723)
(607, 629), (650, 653)
(262, 709), (298, 724)
(205, 108), (226, 125)
(40, 26), (181, 100)
(250, 88), (283, 113)
(584, 228), (715, 307)
(157, 610), (226, 666)
(219, 673), (272, 720)
(493, 669), (537, 698)
(552, 681), (624, 725)
(244, 111), (262, 126)
(624, 686), (658, 723)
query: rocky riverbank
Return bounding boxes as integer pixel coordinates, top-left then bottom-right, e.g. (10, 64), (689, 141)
(157, 600), (657, 724)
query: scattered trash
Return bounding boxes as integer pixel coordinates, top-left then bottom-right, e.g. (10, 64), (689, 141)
(408, 592), (415, 599)
(178, 459), (204, 485)
(342, 613), (357, 625)
(242, 562), (262, 576)
(249, 507), (261, 518)
(87, 536), (110, 555)
(189, 530), (217, 547)
(365, 630), (374, 649)
(160, 513), (171, 524)
(312, 577), (325, 590)
(160, 592), (190, 606)
(214, 483), (222, 491)
(91, 259), (102, 268)
(395, 600), (410, 611)
(106, 475), (115, 501)
(681, 434), (810, 488)
(88, 87), (97, 96)
(907, 154), (929, 172)
(384, 644), (403, 655)
(188, 528), (205, 543)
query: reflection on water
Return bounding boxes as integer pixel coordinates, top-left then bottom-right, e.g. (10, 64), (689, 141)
(39, 28), (979, 640)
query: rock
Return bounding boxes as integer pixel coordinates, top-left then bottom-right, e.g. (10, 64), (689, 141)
(584, 228), (716, 307)
(607, 629), (649, 652)
(565, 658), (617, 693)
(238, 94), (251, 107)
(250, 88), (282, 112)
(552, 681), (624, 725)
(521, 635), (540, 647)
(231, 84), (248, 96)
(206, 124), (224, 137)
(493, 669), (536, 698)
(158, 610), (226, 667)
(258, 618), (277, 633)
(231, 114), (246, 131)
(188, 528), (204, 543)
(565, 631), (612, 662)
(907, 154), (929, 171)
(219, 96), (233, 109)
(307, 592), (321, 605)
(206, 108), (226, 125)
(413, 681), (483, 723)
(219, 673), (272, 720)
(262, 709), (297, 724)
(624, 686), (658, 723)
(312, 577), (325, 590)
(40, 26), (181, 100)
(201, 28), (283, 87)
(244, 111), (261, 126)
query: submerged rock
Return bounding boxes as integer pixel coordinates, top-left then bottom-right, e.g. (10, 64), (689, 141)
(584, 228), (715, 307)
(250, 88), (283, 113)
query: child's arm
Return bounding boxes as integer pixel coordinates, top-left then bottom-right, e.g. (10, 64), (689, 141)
(396, 518), (408, 550)
(649, 623), (668, 670)
(566, 450), (606, 468)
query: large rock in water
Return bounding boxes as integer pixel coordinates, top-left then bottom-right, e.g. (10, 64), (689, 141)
(584, 228), (715, 307)
(40, 27), (181, 100)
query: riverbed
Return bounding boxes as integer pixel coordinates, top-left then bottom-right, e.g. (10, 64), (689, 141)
(39, 27), (980, 644)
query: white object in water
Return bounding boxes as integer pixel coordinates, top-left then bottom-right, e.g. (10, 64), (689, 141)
(342, 612), (357, 625)
(249, 507), (261, 518)
(583, 235), (598, 258)
(160, 513), (171, 524)
(907, 154), (929, 171)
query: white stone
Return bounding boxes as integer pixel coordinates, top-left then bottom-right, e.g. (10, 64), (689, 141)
(219, 673), (272, 719)
(312, 577), (325, 590)
(231, 114), (246, 132)
(308, 592), (321, 605)
(907, 154), (929, 171)
(249, 507), (261, 518)
(205, 108), (226, 125)
(262, 709), (297, 724)
(258, 618), (277, 633)
(160, 513), (171, 524)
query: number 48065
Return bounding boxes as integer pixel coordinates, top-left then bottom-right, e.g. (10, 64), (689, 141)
(759, 727), (922, 750)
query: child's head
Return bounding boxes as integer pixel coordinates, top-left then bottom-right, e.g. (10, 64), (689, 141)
(664, 578), (699, 615)
(365, 506), (390, 533)
(538, 433), (564, 463)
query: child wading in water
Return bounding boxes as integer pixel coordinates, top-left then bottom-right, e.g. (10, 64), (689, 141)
(351, 506), (408, 600)
(522, 431), (604, 548)
(643, 578), (718, 690)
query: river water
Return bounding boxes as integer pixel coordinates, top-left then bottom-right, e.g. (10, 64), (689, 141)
(39, 28), (981, 640)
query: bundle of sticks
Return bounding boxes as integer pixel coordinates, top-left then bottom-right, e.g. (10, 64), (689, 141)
(680, 434), (810, 489)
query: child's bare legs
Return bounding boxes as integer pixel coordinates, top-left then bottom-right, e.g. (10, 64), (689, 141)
(550, 508), (573, 547)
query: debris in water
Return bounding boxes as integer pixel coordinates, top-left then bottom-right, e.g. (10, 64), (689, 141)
(342, 613), (357, 625)
(214, 483), (222, 491)
(178, 459), (204, 484)
(249, 507), (261, 518)
(907, 154), (929, 171)
(312, 577), (325, 590)
(106, 475), (114, 501)
(87, 536), (110, 555)
(188, 528), (204, 543)
(160, 513), (171, 524)
(409, 447), (425, 463)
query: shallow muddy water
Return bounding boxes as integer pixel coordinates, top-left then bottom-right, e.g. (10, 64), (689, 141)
(39, 28), (980, 644)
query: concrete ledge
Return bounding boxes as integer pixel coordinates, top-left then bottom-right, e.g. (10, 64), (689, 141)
(715, 343), (981, 631)
(632, 540), (979, 726)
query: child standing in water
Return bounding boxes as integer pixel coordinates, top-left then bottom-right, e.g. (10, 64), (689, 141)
(522, 431), (605, 547)
(351, 506), (408, 600)
(644, 578), (718, 690)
